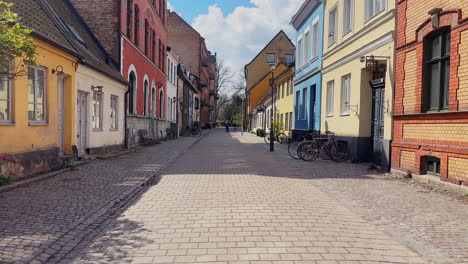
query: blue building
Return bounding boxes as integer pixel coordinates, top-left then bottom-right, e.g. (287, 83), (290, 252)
(290, 0), (324, 139)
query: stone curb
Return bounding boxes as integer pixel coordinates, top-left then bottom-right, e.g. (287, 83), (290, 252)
(44, 131), (209, 263)
(0, 160), (89, 194)
(391, 169), (468, 196)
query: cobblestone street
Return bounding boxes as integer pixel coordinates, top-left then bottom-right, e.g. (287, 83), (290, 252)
(1, 129), (468, 264)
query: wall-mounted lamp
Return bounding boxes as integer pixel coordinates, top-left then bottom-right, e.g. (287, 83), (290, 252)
(52, 65), (64, 75)
(91, 85), (103, 93)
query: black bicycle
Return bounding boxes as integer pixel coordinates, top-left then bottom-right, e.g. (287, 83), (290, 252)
(297, 131), (349, 162)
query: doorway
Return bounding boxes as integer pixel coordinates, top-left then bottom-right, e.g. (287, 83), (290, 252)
(76, 91), (88, 155)
(370, 78), (385, 165)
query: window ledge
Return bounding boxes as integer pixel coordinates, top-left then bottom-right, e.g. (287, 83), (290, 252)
(0, 122), (15, 126)
(28, 122), (48, 126)
(93, 128), (103, 132)
(342, 30), (352, 38)
(326, 115), (334, 117)
(110, 129), (118, 132)
(340, 113), (350, 117)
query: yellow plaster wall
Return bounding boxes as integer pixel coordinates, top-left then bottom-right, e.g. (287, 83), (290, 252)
(321, 0), (395, 140)
(0, 39), (78, 155)
(275, 72), (294, 134)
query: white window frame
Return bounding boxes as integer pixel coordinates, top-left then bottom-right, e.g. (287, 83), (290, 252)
(28, 65), (47, 124)
(304, 28), (311, 63)
(302, 88), (308, 120)
(364, 0), (386, 22)
(326, 80), (334, 116)
(297, 35), (303, 67)
(92, 91), (103, 131)
(341, 74), (351, 115)
(0, 71), (11, 123)
(110, 95), (118, 131)
(328, 6), (338, 46)
(343, 0), (354, 36)
(159, 88), (164, 119)
(312, 18), (319, 59)
(143, 77), (149, 116)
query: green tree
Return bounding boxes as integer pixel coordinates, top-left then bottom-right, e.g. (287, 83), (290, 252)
(0, 1), (36, 78)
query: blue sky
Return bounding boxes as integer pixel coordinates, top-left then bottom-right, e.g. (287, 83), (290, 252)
(168, 0), (254, 24)
(168, 0), (303, 90)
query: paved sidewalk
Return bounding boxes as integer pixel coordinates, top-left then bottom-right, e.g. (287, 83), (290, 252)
(71, 129), (435, 264)
(0, 136), (201, 264)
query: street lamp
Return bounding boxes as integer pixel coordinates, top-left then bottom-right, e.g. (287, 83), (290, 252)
(267, 53), (276, 152)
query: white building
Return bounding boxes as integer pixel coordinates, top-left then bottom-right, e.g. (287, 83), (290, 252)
(167, 48), (180, 135)
(250, 90), (273, 133)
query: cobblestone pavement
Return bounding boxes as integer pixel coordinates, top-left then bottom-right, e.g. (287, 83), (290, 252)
(0, 136), (201, 264)
(68, 129), (461, 264)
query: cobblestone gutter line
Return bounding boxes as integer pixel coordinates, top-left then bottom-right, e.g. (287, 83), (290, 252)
(48, 134), (208, 264)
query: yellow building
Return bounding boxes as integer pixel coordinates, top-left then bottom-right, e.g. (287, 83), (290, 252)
(0, 0), (81, 178)
(274, 66), (295, 137)
(245, 30), (295, 130)
(321, 0), (395, 169)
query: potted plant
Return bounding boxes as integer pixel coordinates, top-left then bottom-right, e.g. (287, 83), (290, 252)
(0, 156), (22, 186)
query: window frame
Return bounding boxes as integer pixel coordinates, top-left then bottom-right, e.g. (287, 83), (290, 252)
(326, 80), (334, 116)
(304, 28), (311, 63)
(92, 91), (103, 131)
(159, 88), (164, 119)
(302, 88), (308, 120)
(364, 0), (386, 22)
(143, 79), (149, 116)
(342, 0), (354, 36)
(110, 95), (118, 131)
(0, 70), (11, 123)
(423, 28), (451, 112)
(134, 4), (139, 45)
(328, 5), (338, 46)
(341, 74), (351, 115)
(126, 0), (133, 38)
(28, 65), (47, 124)
(311, 19), (319, 59)
(297, 36), (303, 67)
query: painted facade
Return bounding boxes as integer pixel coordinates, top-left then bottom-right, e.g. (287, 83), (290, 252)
(391, 0), (468, 186)
(68, 0), (168, 143)
(245, 30), (295, 131)
(274, 66), (295, 137)
(321, 0), (395, 169)
(291, 0), (324, 139)
(166, 48), (179, 135)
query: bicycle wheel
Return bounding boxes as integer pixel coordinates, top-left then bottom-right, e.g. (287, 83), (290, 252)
(298, 141), (318, 162)
(192, 129), (202, 137)
(327, 141), (349, 162)
(288, 141), (301, 160)
(264, 133), (271, 144)
(277, 133), (288, 144)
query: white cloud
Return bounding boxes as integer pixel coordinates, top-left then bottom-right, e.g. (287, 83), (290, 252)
(192, 0), (303, 81)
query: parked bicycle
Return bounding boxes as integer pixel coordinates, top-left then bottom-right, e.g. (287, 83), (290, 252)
(263, 121), (289, 144)
(182, 126), (202, 137)
(297, 131), (349, 162)
(287, 132), (318, 160)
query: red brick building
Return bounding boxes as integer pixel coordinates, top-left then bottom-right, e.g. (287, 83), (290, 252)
(67, 0), (168, 142)
(392, 0), (468, 186)
(167, 11), (217, 128)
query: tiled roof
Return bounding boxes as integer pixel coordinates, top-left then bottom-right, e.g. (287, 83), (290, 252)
(8, 0), (77, 54)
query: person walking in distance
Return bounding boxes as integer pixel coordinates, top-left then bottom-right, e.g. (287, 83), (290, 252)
(225, 120), (229, 133)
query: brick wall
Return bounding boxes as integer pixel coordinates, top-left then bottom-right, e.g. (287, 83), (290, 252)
(393, 0), (468, 187)
(67, 0), (119, 61)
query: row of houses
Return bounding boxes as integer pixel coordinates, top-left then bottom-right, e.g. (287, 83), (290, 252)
(246, 0), (468, 187)
(0, 0), (218, 178)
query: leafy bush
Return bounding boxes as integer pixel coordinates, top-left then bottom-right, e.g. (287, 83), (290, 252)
(0, 156), (23, 186)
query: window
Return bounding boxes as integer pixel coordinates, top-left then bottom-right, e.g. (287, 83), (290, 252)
(144, 80), (149, 115)
(281, 83), (285, 98)
(285, 54), (294, 64)
(28, 66), (46, 122)
(327, 80), (334, 116)
(304, 30), (310, 62)
(289, 112), (293, 130)
(144, 20), (149, 55)
(341, 74), (351, 115)
(195, 97), (200, 110)
(343, 0), (353, 35)
(328, 7), (337, 45)
(128, 71), (136, 114)
(296, 91), (300, 120)
(92, 91), (102, 130)
(266, 53), (275, 64)
(297, 37), (303, 66)
(126, 0), (132, 38)
(159, 40), (162, 68)
(285, 113), (289, 131)
(424, 29), (450, 112)
(289, 78), (293, 95)
(134, 5), (139, 45)
(422, 156), (441, 175)
(364, 0), (385, 21)
(110, 95), (118, 130)
(280, 114), (284, 128)
(152, 31), (156, 63)
(312, 21), (319, 59)
(167, 96), (171, 121)
(302, 88), (308, 120)
(159, 89), (164, 118)
(0, 72), (11, 122)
